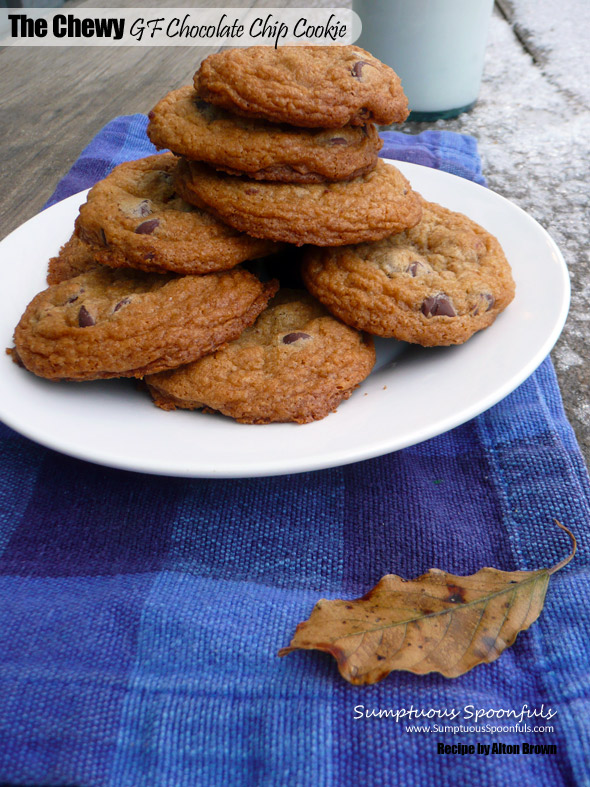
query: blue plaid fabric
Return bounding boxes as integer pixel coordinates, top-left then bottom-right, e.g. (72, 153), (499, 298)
(0, 116), (588, 786)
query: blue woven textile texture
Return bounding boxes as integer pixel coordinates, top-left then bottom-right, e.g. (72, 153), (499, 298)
(0, 116), (588, 787)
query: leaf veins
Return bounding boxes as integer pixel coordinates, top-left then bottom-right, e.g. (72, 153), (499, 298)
(278, 520), (576, 684)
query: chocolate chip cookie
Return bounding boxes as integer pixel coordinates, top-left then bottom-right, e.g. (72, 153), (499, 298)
(147, 86), (382, 183)
(47, 233), (102, 285)
(193, 45), (408, 128)
(175, 159), (422, 247)
(145, 289), (375, 423)
(13, 266), (278, 381)
(75, 153), (280, 274)
(301, 198), (515, 346)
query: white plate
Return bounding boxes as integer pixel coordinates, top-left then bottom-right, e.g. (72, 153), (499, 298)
(0, 161), (569, 478)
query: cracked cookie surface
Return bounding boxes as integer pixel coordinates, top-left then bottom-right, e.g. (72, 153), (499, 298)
(47, 233), (103, 285)
(146, 289), (375, 423)
(14, 266), (278, 381)
(193, 45), (408, 128)
(75, 153), (280, 274)
(175, 159), (422, 247)
(147, 86), (382, 183)
(302, 198), (515, 346)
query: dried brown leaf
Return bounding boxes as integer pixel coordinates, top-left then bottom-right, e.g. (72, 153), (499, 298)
(279, 521), (575, 684)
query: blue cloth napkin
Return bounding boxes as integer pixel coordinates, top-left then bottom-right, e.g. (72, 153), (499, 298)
(1, 116), (589, 787)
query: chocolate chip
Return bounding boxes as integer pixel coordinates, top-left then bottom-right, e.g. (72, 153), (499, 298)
(136, 200), (152, 217)
(406, 261), (428, 277)
(147, 110), (155, 120)
(282, 332), (311, 344)
(351, 60), (371, 79)
(328, 136), (348, 146)
(421, 294), (457, 318)
(66, 287), (84, 304)
(245, 187), (259, 195)
(472, 293), (495, 315)
(135, 218), (159, 235)
(78, 305), (95, 327)
(113, 297), (131, 312)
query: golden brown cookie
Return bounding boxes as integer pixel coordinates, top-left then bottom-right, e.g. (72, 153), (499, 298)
(75, 153), (280, 275)
(147, 86), (383, 183)
(194, 45), (408, 128)
(145, 289), (376, 424)
(47, 233), (102, 285)
(175, 159), (422, 247)
(13, 266), (278, 381)
(302, 198), (515, 346)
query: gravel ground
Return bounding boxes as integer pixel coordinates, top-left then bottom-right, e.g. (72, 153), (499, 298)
(396, 1), (590, 466)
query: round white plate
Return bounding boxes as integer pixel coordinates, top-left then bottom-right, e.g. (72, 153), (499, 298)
(0, 161), (569, 478)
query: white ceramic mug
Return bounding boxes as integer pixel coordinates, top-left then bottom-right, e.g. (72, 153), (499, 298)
(352, 0), (494, 120)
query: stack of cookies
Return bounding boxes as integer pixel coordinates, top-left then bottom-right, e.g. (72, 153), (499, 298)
(11, 45), (515, 425)
(148, 46), (421, 247)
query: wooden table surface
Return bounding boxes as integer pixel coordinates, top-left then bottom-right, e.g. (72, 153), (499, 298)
(0, 0), (236, 234)
(2, 0), (589, 470)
